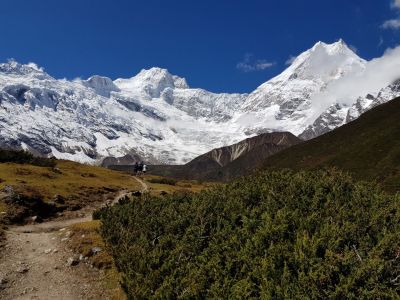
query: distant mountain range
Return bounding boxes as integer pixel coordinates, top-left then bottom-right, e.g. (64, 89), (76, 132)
(146, 132), (301, 180)
(0, 40), (399, 165)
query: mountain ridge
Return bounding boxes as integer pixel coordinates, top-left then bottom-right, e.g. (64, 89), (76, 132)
(145, 132), (302, 180)
(0, 40), (399, 165)
(262, 96), (400, 192)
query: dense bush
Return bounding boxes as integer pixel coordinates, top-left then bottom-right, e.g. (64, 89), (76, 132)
(100, 170), (400, 299)
(148, 177), (178, 186)
(0, 149), (56, 167)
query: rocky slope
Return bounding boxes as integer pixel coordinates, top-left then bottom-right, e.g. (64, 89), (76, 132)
(147, 132), (301, 180)
(0, 40), (399, 165)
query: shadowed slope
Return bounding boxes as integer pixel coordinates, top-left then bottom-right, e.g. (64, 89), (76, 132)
(261, 97), (400, 192)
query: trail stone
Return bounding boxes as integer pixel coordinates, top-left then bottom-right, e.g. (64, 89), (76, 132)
(66, 257), (79, 267)
(17, 267), (29, 274)
(31, 215), (42, 223)
(91, 247), (102, 255)
(0, 277), (8, 284)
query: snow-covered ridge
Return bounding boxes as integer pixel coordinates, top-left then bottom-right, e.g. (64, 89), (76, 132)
(0, 40), (399, 165)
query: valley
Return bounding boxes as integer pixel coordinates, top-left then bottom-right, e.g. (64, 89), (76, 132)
(2, 1), (400, 298)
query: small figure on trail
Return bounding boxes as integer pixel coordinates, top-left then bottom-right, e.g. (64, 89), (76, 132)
(142, 164), (147, 174)
(134, 162), (139, 175)
(138, 161), (144, 175)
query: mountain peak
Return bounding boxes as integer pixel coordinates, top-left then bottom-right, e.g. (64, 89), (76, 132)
(276, 40), (365, 82)
(83, 75), (120, 97)
(138, 67), (170, 76)
(115, 67), (189, 97)
(136, 68), (188, 88)
(0, 60), (50, 79)
(310, 39), (355, 56)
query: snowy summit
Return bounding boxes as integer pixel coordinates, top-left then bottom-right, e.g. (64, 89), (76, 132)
(0, 40), (399, 165)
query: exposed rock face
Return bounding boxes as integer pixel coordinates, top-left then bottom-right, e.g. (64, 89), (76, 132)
(101, 154), (143, 167)
(148, 132), (302, 180)
(190, 132), (302, 168)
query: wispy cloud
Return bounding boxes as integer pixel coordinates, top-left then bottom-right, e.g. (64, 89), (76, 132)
(285, 55), (296, 66)
(382, 18), (400, 29)
(382, 0), (400, 30)
(309, 45), (400, 119)
(236, 53), (275, 72)
(391, 0), (400, 9)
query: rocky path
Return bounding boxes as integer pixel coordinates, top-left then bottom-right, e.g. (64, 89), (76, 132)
(0, 176), (147, 300)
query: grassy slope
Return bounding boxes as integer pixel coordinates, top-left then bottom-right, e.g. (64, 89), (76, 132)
(0, 160), (142, 215)
(262, 97), (400, 192)
(0, 160), (141, 200)
(141, 174), (214, 196)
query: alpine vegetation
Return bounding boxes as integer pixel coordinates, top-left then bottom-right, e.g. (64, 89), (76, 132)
(98, 170), (400, 299)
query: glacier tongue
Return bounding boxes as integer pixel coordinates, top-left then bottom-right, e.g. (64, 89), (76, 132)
(0, 40), (398, 165)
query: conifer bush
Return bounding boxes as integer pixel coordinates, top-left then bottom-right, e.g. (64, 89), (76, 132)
(99, 170), (400, 299)
(0, 149), (55, 167)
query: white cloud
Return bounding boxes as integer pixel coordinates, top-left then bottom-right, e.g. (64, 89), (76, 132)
(391, 0), (400, 9)
(382, 18), (400, 29)
(381, 1), (400, 30)
(285, 55), (296, 66)
(308, 45), (400, 119)
(236, 54), (275, 72)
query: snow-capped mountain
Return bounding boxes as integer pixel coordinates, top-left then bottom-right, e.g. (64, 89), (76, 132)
(300, 79), (400, 139)
(0, 40), (398, 165)
(231, 39), (368, 136)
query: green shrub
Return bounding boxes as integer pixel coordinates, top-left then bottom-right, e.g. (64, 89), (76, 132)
(100, 170), (400, 299)
(0, 149), (56, 167)
(93, 206), (109, 220)
(148, 177), (178, 186)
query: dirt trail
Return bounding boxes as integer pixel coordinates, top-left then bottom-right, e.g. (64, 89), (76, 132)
(0, 176), (147, 300)
(132, 176), (148, 192)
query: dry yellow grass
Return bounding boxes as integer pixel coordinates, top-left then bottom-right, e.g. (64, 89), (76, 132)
(68, 220), (126, 299)
(141, 174), (214, 196)
(0, 160), (141, 201)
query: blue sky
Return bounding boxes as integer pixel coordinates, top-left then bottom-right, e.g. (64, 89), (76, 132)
(0, 0), (399, 93)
